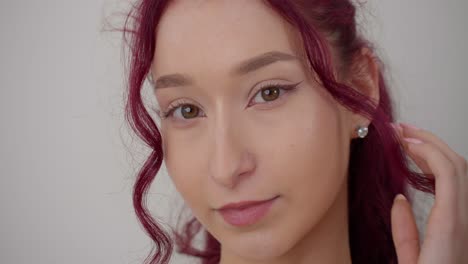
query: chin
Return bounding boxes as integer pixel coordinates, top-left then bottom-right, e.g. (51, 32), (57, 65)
(221, 225), (296, 261)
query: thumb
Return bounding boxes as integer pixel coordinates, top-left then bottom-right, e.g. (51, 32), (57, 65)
(391, 194), (420, 264)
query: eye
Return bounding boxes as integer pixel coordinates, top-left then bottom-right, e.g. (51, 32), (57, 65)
(159, 100), (204, 120)
(174, 104), (200, 119)
(159, 81), (302, 121)
(251, 84), (285, 104)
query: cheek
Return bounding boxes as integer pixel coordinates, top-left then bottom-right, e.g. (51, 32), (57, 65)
(284, 110), (347, 219)
(246, 86), (346, 195)
(283, 100), (346, 198)
(257, 86), (347, 196)
(277, 86), (348, 213)
(162, 128), (207, 214)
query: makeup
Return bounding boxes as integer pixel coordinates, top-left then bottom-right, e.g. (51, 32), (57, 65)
(217, 196), (279, 227)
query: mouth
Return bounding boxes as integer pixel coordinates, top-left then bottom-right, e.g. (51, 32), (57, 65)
(216, 195), (280, 227)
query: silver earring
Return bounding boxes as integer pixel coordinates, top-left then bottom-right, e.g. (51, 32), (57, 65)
(356, 126), (368, 138)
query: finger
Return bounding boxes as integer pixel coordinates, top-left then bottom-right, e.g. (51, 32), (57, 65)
(391, 123), (433, 174)
(400, 122), (467, 175)
(403, 138), (433, 175)
(403, 138), (458, 211)
(391, 194), (420, 264)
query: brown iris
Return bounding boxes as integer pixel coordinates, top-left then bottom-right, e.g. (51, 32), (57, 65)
(261, 86), (280, 101)
(181, 104), (199, 119)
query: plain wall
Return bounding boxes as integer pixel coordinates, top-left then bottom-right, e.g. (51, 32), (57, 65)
(0, 0), (467, 263)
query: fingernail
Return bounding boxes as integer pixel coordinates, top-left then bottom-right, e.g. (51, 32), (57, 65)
(394, 193), (407, 202)
(403, 137), (423, 144)
(400, 122), (421, 131)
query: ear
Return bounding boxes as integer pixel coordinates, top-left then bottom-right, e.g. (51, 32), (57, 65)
(345, 47), (380, 139)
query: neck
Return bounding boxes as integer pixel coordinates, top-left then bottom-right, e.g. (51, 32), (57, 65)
(219, 183), (351, 264)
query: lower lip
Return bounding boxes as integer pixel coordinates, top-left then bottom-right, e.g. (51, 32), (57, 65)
(218, 196), (278, 227)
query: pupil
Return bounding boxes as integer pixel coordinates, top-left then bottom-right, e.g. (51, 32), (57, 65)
(263, 87), (279, 101)
(182, 105), (198, 118)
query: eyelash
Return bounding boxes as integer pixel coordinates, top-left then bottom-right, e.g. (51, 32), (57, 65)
(158, 81), (302, 120)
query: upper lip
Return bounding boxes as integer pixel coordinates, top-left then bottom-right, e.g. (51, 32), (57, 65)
(217, 196), (278, 211)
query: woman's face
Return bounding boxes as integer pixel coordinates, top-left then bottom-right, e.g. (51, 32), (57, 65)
(151, 0), (355, 261)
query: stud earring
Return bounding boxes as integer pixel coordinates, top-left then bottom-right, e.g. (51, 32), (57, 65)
(356, 126), (369, 138)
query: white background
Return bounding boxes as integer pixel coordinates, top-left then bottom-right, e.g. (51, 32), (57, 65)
(0, 1), (467, 263)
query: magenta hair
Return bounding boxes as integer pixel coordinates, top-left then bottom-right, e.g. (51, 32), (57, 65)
(120, 1), (435, 263)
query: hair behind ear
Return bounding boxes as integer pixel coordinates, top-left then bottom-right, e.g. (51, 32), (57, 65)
(346, 47), (380, 109)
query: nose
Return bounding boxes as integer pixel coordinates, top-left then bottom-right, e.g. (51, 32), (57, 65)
(208, 116), (255, 189)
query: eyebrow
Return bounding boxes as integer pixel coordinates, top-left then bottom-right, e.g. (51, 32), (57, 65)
(151, 51), (299, 89)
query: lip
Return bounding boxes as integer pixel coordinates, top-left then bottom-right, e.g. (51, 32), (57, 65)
(217, 195), (279, 227)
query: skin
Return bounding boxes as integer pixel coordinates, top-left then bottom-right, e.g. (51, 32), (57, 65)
(391, 123), (468, 264)
(149, 1), (468, 263)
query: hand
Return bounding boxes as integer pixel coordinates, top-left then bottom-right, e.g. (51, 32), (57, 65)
(390, 122), (468, 264)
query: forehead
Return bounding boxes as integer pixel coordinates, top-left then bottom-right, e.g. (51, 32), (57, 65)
(152, 0), (303, 78)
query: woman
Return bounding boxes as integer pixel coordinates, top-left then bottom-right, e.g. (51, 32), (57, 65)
(121, 0), (468, 263)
